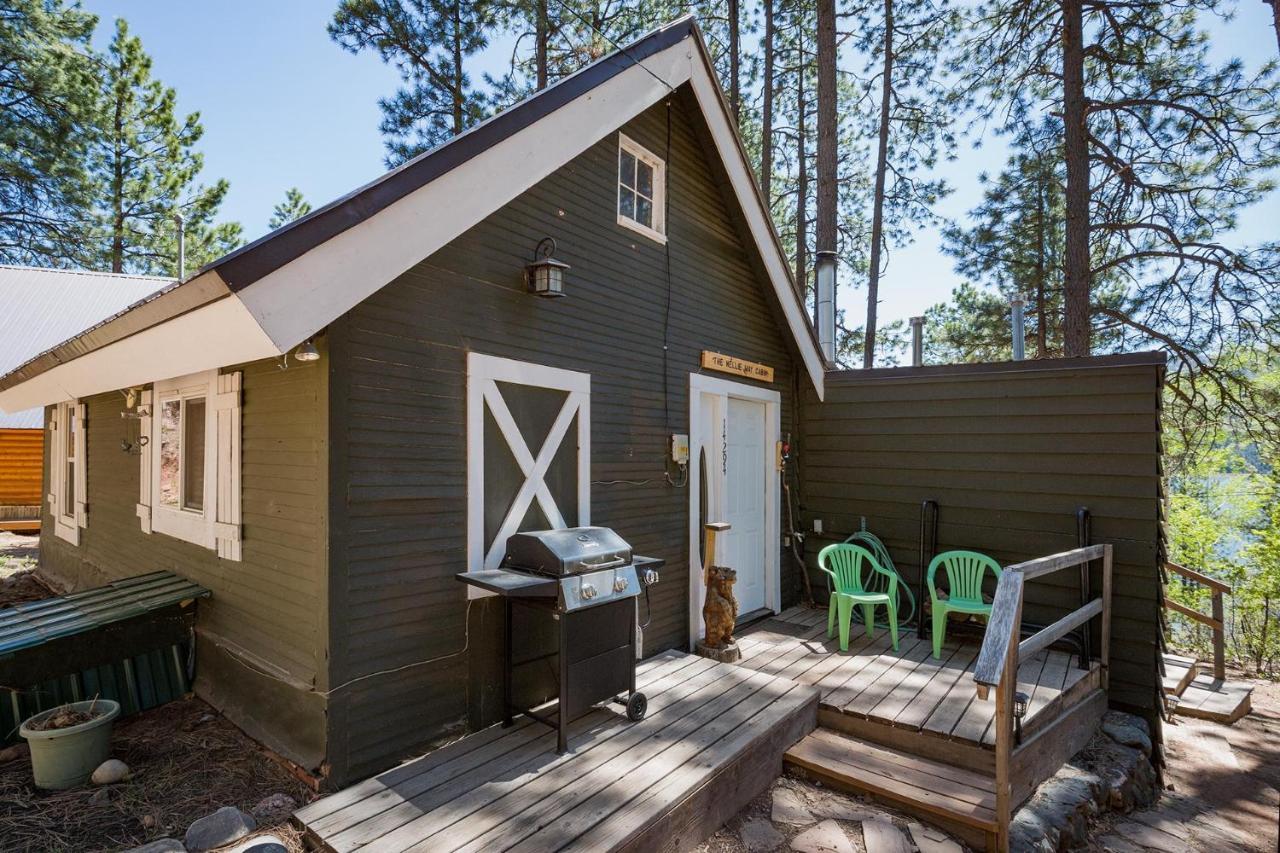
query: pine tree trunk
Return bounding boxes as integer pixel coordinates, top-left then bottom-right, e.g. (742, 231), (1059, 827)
(761, 0), (775, 204)
(1271, 1), (1280, 53)
(1062, 0), (1091, 357)
(111, 80), (124, 275)
(863, 0), (893, 368)
(729, 0), (741, 123)
(816, 0), (837, 264)
(536, 0), (548, 90)
(452, 5), (465, 134)
(796, 63), (810, 310)
(1034, 174), (1048, 358)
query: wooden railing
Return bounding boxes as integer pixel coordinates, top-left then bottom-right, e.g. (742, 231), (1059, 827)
(1164, 561), (1231, 682)
(971, 544), (1113, 853)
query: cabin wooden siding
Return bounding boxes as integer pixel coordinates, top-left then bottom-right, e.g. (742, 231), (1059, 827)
(37, 352), (331, 770)
(797, 356), (1165, 723)
(324, 93), (802, 784)
(0, 428), (42, 511)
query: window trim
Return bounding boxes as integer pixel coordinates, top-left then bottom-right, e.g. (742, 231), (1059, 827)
(150, 369), (218, 549)
(616, 133), (667, 244)
(49, 400), (85, 545)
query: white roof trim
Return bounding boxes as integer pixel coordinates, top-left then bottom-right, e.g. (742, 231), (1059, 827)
(0, 24), (825, 411)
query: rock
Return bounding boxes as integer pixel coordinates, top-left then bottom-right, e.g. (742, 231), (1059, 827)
(250, 793), (297, 824)
(738, 817), (786, 852)
(124, 840), (185, 853)
(91, 758), (131, 785)
(141, 815), (157, 830)
(1102, 711), (1153, 756)
(907, 822), (963, 853)
(90, 787), (111, 804)
(0, 743), (29, 763)
(791, 819), (855, 853)
(806, 790), (880, 823)
(228, 836), (288, 853)
(861, 819), (911, 853)
(771, 786), (813, 826)
(183, 806), (256, 851)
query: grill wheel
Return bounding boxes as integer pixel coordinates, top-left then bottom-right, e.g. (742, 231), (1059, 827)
(626, 691), (648, 721)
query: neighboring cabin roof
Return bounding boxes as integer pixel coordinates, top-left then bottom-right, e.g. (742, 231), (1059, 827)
(0, 17), (826, 413)
(0, 266), (172, 427)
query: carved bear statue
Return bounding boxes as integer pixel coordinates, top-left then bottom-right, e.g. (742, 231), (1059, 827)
(702, 566), (739, 648)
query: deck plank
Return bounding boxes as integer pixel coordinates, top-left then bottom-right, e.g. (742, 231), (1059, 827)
(871, 641), (965, 725)
(844, 638), (937, 717)
(890, 645), (978, 731)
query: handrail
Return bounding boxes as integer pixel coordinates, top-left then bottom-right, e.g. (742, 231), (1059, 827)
(1163, 560), (1228, 681)
(1166, 561), (1232, 594)
(969, 544), (1112, 853)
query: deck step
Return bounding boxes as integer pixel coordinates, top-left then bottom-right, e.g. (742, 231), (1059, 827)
(1161, 653), (1198, 698)
(1173, 674), (1253, 724)
(785, 728), (997, 847)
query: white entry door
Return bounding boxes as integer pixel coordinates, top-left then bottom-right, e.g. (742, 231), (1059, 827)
(724, 397), (768, 613)
(688, 374), (781, 644)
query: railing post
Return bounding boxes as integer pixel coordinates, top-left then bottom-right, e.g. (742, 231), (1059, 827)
(1101, 544), (1112, 690)
(994, 590), (1023, 853)
(1211, 589), (1225, 682)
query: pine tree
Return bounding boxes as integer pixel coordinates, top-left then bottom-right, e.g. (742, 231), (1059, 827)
(92, 19), (240, 277)
(0, 0), (98, 267)
(330, 0), (496, 165)
(961, 0), (1280, 439)
(269, 188), (313, 230)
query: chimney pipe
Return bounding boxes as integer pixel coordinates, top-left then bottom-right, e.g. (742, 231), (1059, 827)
(1010, 292), (1026, 361)
(815, 250), (836, 362)
(909, 316), (925, 366)
(174, 212), (186, 281)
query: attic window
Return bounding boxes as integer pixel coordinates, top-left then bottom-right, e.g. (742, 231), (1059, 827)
(617, 134), (666, 243)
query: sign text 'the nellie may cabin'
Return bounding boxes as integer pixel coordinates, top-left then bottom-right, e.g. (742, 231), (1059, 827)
(700, 351), (775, 383)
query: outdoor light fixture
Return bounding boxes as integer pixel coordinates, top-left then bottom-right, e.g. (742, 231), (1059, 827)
(295, 339), (321, 362)
(525, 236), (569, 298)
(1014, 691), (1030, 743)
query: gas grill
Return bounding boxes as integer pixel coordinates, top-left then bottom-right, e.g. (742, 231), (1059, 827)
(457, 527), (662, 753)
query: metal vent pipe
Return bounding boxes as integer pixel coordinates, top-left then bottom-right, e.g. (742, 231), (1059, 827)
(909, 316), (925, 366)
(1010, 292), (1026, 361)
(815, 251), (836, 361)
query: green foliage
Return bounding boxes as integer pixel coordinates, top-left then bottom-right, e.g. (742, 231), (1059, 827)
(92, 19), (240, 276)
(330, 0), (496, 165)
(269, 188), (313, 230)
(0, 0), (98, 266)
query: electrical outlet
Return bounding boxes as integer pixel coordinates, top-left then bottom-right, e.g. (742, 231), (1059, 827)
(783, 535), (791, 547)
(813, 518), (824, 534)
(670, 433), (689, 464)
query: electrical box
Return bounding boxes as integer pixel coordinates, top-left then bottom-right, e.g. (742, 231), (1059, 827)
(670, 434), (689, 465)
(813, 518), (824, 534)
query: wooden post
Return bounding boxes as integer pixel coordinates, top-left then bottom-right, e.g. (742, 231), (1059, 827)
(994, 591), (1023, 853)
(703, 522), (731, 587)
(1101, 544), (1112, 690)
(1211, 589), (1225, 682)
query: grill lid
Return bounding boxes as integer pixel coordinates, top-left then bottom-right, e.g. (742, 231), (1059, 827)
(501, 527), (632, 576)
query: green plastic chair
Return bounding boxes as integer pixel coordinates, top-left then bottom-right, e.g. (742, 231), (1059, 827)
(818, 544), (899, 652)
(927, 550), (1003, 659)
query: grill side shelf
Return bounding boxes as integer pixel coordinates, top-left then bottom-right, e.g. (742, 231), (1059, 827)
(456, 570), (559, 597)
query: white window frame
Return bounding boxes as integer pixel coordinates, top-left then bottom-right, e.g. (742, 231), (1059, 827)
(49, 400), (86, 545)
(617, 133), (667, 244)
(466, 353), (591, 592)
(149, 370), (219, 549)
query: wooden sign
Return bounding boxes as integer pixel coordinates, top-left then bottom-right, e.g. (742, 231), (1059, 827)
(701, 351), (774, 383)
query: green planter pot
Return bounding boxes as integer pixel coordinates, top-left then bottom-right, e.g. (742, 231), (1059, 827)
(19, 700), (121, 790)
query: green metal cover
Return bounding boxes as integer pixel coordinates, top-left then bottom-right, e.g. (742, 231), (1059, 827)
(0, 571), (209, 655)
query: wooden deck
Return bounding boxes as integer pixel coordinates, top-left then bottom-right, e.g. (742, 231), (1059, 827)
(294, 650), (818, 852)
(737, 605), (1099, 770)
(1161, 652), (1253, 724)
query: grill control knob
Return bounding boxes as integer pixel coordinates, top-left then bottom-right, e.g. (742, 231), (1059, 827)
(614, 577), (628, 593)
(580, 583), (598, 600)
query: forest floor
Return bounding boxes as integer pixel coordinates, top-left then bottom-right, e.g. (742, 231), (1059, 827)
(1089, 674), (1280, 852)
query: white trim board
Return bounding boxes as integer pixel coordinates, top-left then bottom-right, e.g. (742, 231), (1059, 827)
(687, 372), (782, 647)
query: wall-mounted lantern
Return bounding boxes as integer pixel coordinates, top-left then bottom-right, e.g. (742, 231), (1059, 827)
(525, 237), (569, 298)
(294, 339), (320, 362)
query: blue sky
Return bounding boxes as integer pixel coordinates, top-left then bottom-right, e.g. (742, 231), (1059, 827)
(80, 1), (1278, 327)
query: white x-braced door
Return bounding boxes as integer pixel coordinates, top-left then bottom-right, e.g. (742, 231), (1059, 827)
(467, 353), (591, 573)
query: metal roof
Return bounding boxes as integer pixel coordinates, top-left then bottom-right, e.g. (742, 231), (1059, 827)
(0, 265), (171, 427)
(0, 570), (209, 655)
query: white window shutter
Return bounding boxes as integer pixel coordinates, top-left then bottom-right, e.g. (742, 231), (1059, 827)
(214, 371), (242, 561)
(74, 402), (87, 528)
(47, 407), (59, 513)
(137, 390), (152, 534)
